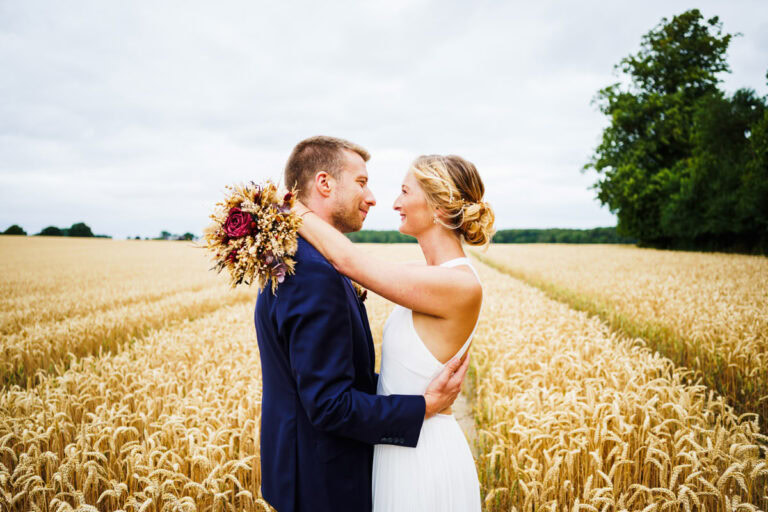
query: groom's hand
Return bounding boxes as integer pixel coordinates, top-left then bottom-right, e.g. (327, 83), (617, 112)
(423, 354), (470, 419)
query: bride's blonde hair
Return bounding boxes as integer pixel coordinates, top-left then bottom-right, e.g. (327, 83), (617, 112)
(410, 154), (495, 247)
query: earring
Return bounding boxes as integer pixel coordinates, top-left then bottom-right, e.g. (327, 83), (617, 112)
(432, 214), (437, 224)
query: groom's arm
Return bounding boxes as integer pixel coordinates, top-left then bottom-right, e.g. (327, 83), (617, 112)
(277, 258), (425, 448)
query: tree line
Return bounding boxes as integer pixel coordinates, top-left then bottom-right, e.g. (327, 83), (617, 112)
(1, 224), (195, 240)
(586, 9), (767, 253)
(1, 222), (109, 238)
(347, 227), (633, 244)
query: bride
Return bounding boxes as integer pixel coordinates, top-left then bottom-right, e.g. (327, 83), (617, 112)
(294, 153), (495, 511)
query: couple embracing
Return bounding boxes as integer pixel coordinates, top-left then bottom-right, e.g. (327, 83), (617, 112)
(255, 135), (495, 511)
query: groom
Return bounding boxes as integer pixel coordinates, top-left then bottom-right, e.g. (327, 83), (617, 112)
(254, 136), (469, 512)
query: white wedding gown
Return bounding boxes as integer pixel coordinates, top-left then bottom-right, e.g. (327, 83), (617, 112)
(372, 257), (482, 512)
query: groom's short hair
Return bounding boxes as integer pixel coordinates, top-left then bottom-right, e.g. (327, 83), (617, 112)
(284, 136), (370, 199)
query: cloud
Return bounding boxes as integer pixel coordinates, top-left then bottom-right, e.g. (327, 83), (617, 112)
(1, 0), (765, 237)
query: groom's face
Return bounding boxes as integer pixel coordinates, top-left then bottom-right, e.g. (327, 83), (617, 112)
(330, 149), (376, 233)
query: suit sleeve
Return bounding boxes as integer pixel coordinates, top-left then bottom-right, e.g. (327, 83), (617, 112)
(276, 258), (425, 447)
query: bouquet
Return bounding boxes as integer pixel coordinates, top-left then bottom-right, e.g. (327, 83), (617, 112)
(203, 180), (302, 292)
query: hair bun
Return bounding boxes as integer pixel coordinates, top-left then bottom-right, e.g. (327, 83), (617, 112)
(460, 200), (495, 247)
(410, 154), (495, 246)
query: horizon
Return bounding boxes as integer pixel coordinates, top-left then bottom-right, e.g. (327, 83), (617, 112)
(1, 222), (626, 239)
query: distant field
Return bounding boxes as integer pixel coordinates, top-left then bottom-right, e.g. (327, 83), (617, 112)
(1, 238), (766, 511)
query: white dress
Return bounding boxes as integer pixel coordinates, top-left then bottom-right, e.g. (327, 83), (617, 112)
(372, 257), (482, 512)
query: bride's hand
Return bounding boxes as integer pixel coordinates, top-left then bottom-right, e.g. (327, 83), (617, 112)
(423, 354), (470, 419)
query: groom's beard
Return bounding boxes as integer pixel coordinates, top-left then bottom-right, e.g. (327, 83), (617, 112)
(331, 201), (364, 234)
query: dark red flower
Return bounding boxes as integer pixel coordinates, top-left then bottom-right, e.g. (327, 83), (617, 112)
(224, 207), (251, 238)
(284, 192), (293, 202)
(273, 262), (288, 283)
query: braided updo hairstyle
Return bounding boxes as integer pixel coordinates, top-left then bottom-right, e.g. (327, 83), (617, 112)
(410, 154), (495, 246)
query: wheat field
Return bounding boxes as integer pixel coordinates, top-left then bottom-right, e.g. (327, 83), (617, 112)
(474, 245), (768, 437)
(1, 237), (766, 511)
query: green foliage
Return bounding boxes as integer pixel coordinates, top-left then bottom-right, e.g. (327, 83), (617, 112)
(68, 222), (94, 237)
(346, 230), (418, 243)
(742, 102), (768, 243)
(585, 9), (768, 252)
(617, 10), (732, 97)
(153, 230), (195, 241)
(347, 228), (632, 244)
(492, 227), (634, 244)
(2, 224), (26, 235)
(37, 226), (64, 236)
(660, 89), (767, 250)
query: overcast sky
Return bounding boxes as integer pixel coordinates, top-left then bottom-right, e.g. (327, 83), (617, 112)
(1, 1), (766, 238)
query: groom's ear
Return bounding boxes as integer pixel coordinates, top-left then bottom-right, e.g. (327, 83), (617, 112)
(314, 170), (335, 198)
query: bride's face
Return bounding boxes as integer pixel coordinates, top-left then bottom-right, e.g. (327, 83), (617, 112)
(393, 170), (433, 237)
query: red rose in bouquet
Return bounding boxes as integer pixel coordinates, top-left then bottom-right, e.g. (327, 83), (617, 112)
(224, 207), (253, 238)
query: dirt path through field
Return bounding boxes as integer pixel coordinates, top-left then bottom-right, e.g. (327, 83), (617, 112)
(453, 391), (477, 457)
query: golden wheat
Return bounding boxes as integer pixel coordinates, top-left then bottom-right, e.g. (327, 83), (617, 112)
(1, 239), (767, 511)
(0, 237), (253, 387)
(1, 301), (268, 511)
(476, 244), (768, 433)
(468, 258), (768, 511)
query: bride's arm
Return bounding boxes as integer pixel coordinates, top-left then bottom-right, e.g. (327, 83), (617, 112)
(296, 209), (480, 319)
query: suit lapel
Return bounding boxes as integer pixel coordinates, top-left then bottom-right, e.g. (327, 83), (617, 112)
(359, 301), (376, 371)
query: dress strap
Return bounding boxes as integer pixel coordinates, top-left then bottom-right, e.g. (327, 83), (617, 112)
(438, 257), (471, 268)
(439, 257), (481, 286)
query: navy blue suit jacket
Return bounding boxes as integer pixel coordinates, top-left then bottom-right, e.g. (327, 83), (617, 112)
(255, 237), (426, 511)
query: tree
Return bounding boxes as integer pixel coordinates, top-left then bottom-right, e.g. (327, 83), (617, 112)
(68, 222), (94, 237)
(585, 9), (735, 247)
(2, 224), (26, 235)
(37, 226), (64, 236)
(182, 232), (195, 241)
(660, 89), (766, 250)
(737, 71), (768, 251)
